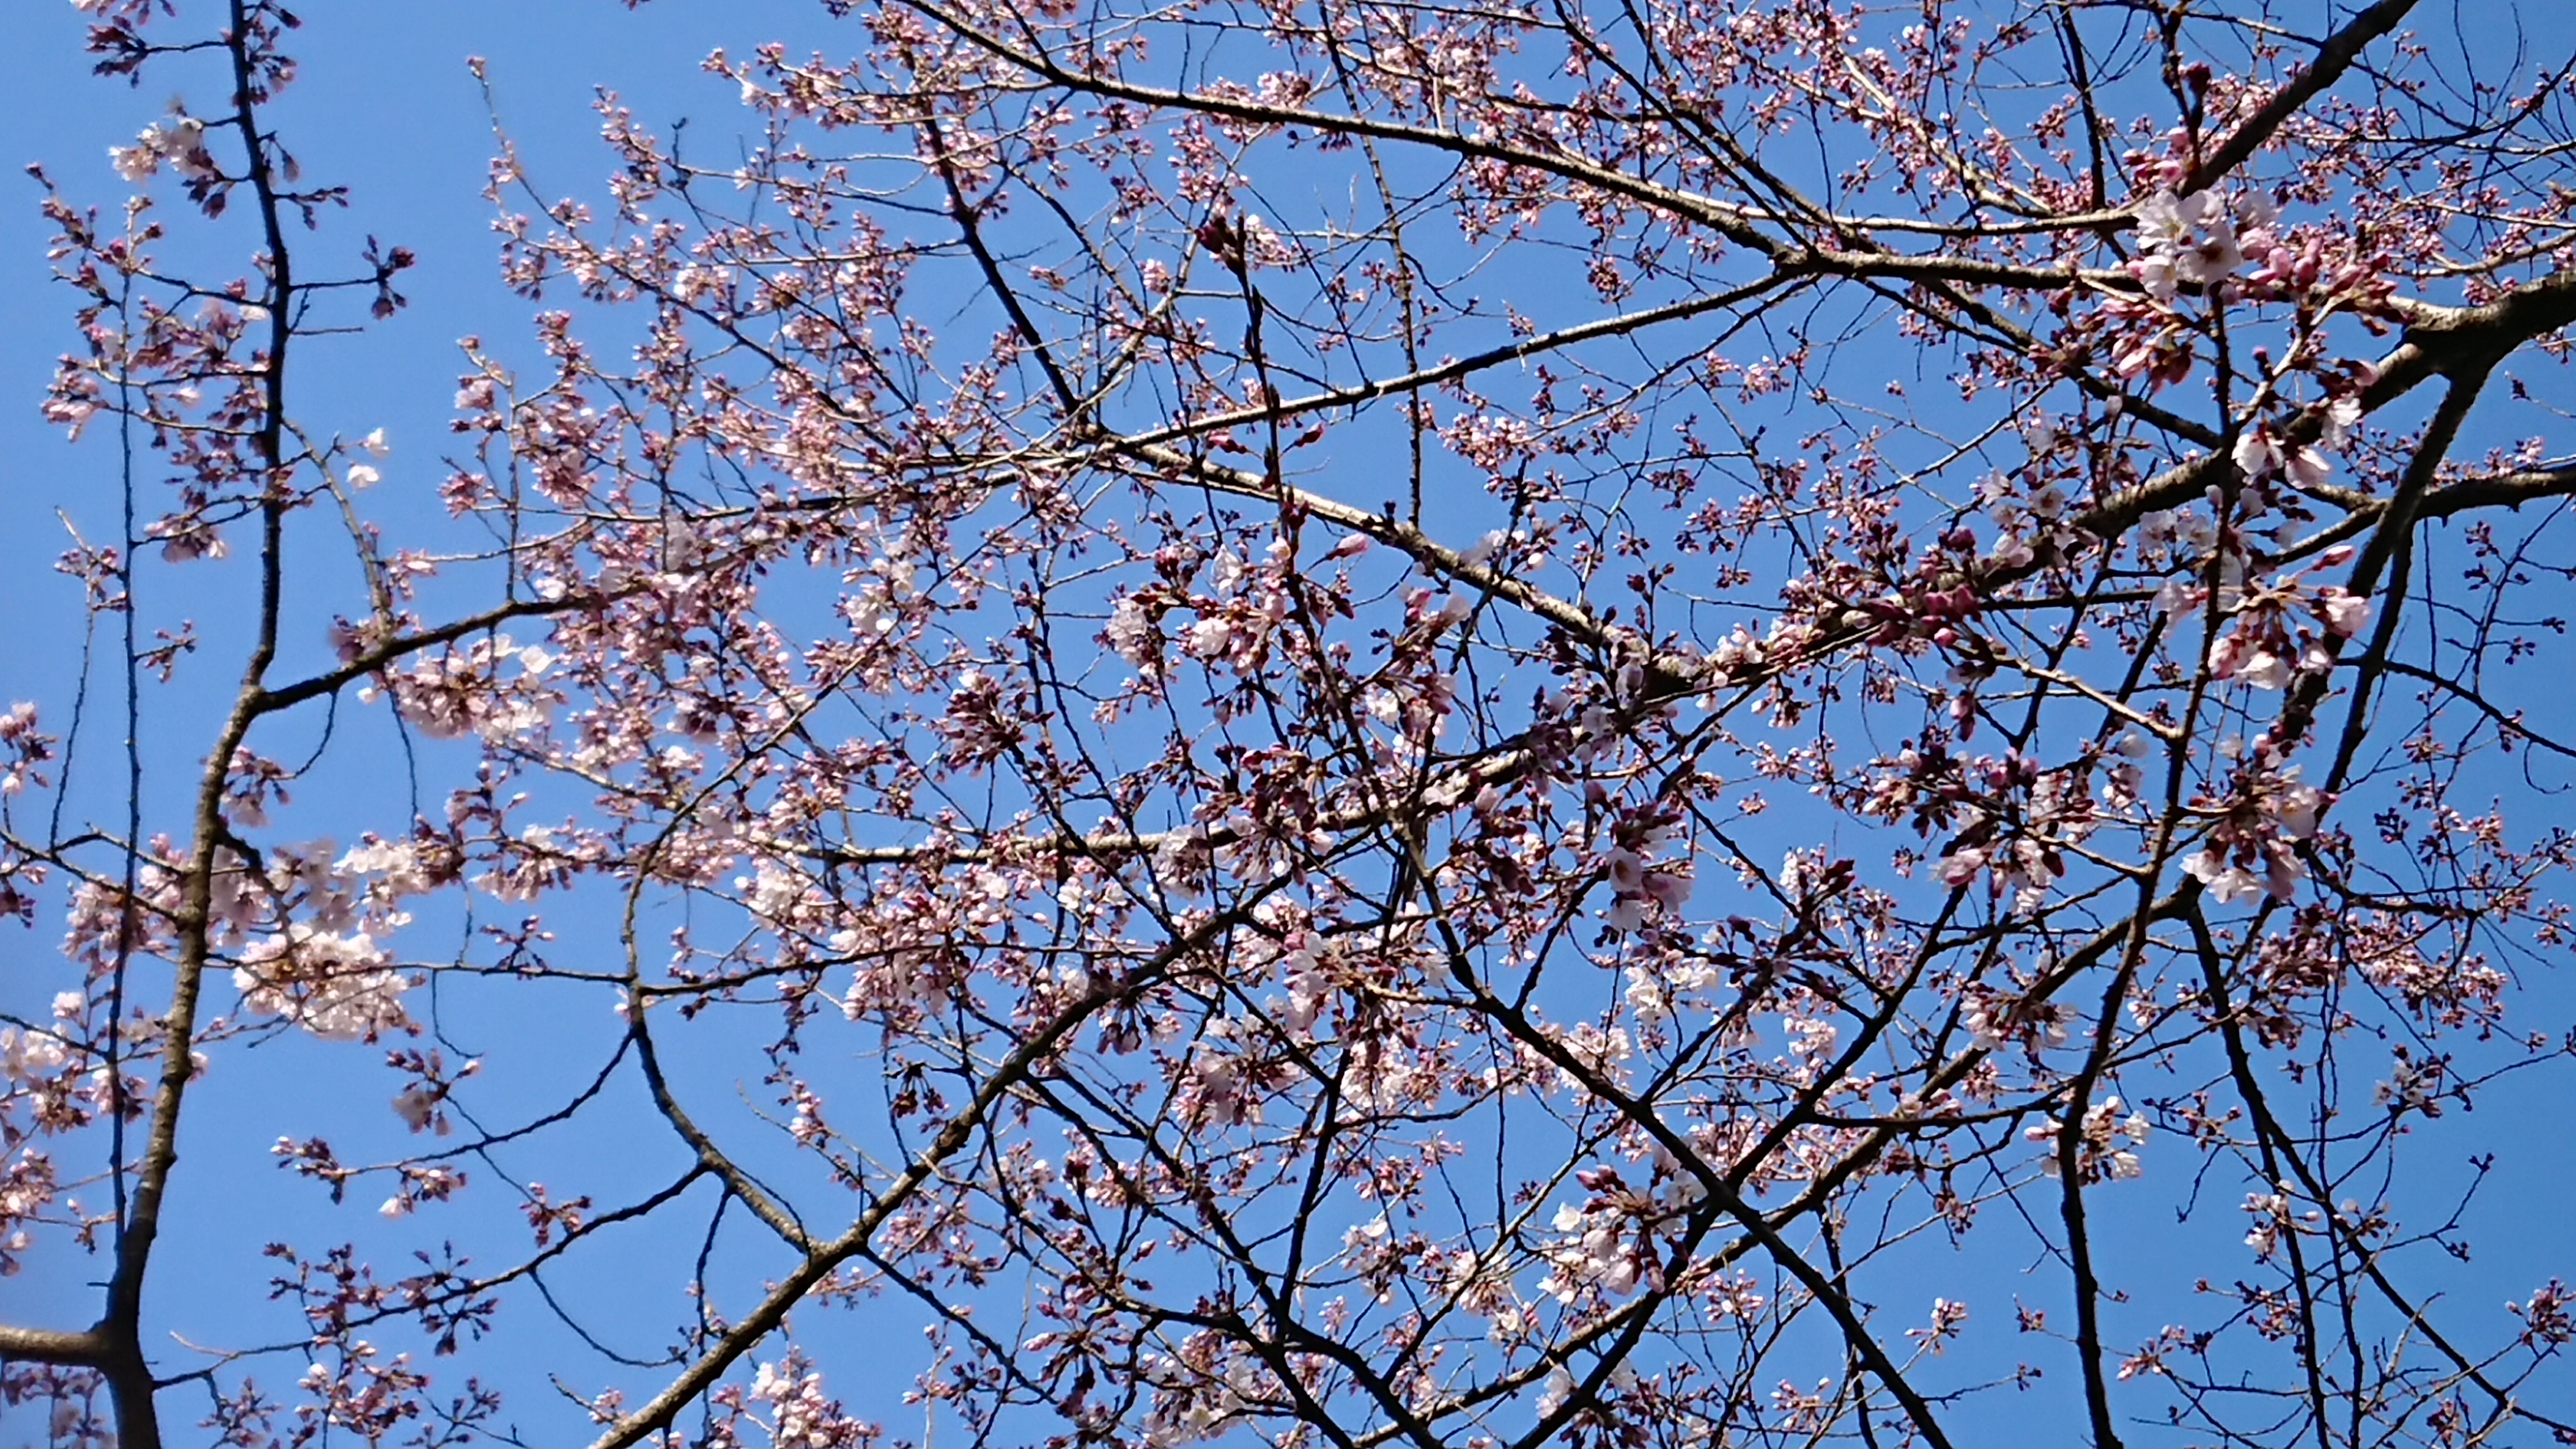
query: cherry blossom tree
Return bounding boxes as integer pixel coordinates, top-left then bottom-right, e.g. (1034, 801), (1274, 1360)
(4, 2), (2575, 1448)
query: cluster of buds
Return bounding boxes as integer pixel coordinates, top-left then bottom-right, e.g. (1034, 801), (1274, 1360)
(2030, 1095), (2151, 1182)
(2184, 736), (2326, 905)
(1538, 1164), (1683, 1303)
